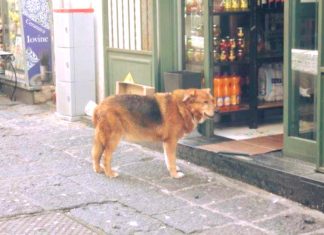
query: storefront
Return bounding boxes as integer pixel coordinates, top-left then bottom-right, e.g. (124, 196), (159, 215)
(100, 0), (324, 172)
(0, 0), (53, 103)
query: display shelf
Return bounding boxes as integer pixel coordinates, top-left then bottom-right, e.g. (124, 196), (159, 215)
(255, 0), (284, 116)
(214, 59), (250, 66)
(182, 0), (284, 131)
(258, 101), (283, 109)
(185, 12), (204, 16)
(257, 54), (283, 63)
(218, 103), (250, 114)
(212, 10), (250, 16)
(210, 1), (252, 125)
(256, 7), (284, 14)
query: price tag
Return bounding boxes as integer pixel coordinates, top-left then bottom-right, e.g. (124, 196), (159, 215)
(291, 49), (318, 75)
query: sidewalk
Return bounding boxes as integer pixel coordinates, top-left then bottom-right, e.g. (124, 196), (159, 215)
(1, 93), (324, 234)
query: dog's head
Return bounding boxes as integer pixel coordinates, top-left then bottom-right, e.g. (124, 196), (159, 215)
(173, 88), (216, 124)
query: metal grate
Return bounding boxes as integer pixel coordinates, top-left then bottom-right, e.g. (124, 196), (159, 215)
(0, 212), (99, 235)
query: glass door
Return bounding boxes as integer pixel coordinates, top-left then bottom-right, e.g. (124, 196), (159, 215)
(284, 0), (319, 162)
(317, 1), (324, 172)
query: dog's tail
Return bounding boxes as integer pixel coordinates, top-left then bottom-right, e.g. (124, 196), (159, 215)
(92, 106), (99, 127)
(84, 100), (99, 126)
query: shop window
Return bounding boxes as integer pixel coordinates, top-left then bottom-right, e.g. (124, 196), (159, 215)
(2, 0), (25, 74)
(108, 0), (152, 51)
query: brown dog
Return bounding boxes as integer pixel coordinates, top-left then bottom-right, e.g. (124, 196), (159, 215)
(91, 88), (215, 178)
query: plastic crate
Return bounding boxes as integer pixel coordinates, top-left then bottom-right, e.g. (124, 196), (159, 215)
(164, 71), (202, 92)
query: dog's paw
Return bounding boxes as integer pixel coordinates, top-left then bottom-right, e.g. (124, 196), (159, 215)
(105, 170), (119, 178)
(93, 165), (105, 174)
(171, 171), (185, 179)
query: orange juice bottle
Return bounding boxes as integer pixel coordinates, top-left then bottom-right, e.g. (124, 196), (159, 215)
(230, 74), (241, 106)
(223, 74), (231, 107)
(213, 75), (224, 108)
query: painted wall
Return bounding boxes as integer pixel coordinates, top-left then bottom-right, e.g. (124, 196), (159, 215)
(92, 0), (106, 102)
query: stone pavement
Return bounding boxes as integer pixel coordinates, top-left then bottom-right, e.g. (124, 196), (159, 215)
(1, 93), (324, 235)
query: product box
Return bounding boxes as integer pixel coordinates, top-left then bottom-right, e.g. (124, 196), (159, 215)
(115, 81), (155, 96)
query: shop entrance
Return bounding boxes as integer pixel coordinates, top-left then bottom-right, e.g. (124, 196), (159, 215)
(183, 0), (285, 155)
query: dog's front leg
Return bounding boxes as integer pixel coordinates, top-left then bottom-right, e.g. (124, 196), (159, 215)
(163, 140), (184, 178)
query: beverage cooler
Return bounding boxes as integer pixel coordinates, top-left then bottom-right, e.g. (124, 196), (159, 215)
(0, 0), (52, 89)
(182, 0), (284, 136)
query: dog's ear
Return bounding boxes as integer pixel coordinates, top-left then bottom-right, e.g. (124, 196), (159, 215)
(182, 94), (192, 102)
(182, 90), (196, 102)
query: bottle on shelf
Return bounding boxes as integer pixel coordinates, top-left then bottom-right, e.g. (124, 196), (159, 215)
(213, 0), (224, 12)
(213, 75), (224, 108)
(229, 49), (236, 62)
(257, 0), (284, 9)
(240, 0), (248, 10)
(268, 0), (275, 9)
(232, 0), (240, 11)
(230, 74), (241, 106)
(223, 74), (231, 107)
(214, 0), (249, 12)
(224, 0), (232, 11)
(213, 49), (220, 62)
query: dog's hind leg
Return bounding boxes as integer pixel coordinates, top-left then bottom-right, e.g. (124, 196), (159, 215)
(92, 129), (104, 173)
(103, 132), (121, 178)
(163, 140), (185, 179)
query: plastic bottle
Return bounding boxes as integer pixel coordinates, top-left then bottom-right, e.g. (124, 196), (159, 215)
(230, 74), (241, 106)
(223, 74), (231, 107)
(213, 75), (224, 108)
(264, 64), (274, 102)
(273, 63), (283, 101)
(258, 64), (266, 101)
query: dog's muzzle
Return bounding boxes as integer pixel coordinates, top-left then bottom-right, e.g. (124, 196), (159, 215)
(204, 112), (214, 119)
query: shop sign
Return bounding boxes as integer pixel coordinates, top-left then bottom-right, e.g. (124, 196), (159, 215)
(291, 49), (318, 75)
(22, 0), (52, 86)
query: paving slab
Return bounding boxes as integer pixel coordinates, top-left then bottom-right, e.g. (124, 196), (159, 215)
(193, 223), (268, 235)
(69, 202), (164, 235)
(0, 150), (93, 180)
(17, 175), (108, 210)
(69, 173), (190, 216)
(256, 213), (324, 235)
(211, 194), (289, 222)
(69, 173), (160, 202)
(153, 206), (233, 234)
(119, 159), (217, 192)
(175, 183), (245, 206)
(119, 159), (171, 181)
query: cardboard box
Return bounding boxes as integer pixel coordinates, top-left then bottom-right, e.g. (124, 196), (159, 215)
(115, 81), (155, 96)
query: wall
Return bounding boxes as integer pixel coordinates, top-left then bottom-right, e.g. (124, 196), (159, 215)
(93, 0), (106, 102)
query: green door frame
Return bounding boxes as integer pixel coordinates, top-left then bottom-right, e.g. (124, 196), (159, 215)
(317, 1), (324, 172)
(198, 0), (214, 137)
(101, 0), (180, 96)
(284, 0), (323, 165)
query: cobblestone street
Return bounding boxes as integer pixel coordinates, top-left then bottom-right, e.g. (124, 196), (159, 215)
(1, 93), (324, 234)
